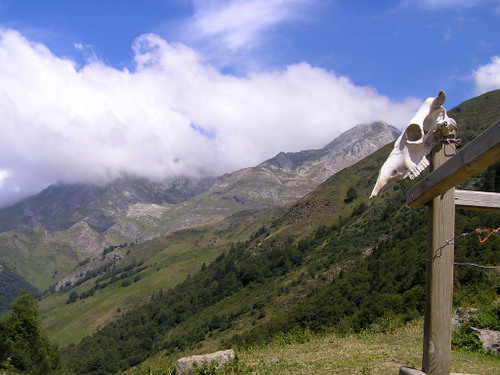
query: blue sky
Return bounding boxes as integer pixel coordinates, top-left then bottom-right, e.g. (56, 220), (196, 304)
(0, 0), (499, 207)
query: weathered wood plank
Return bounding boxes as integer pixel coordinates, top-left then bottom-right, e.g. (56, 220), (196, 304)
(422, 143), (455, 375)
(407, 120), (500, 207)
(455, 189), (500, 211)
(399, 367), (426, 375)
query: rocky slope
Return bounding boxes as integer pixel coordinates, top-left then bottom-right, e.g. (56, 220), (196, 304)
(9, 176), (216, 232)
(211, 121), (400, 206)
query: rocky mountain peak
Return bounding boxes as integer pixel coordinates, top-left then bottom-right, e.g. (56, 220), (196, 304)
(323, 120), (399, 152)
(259, 121), (400, 176)
(208, 121), (400, 209)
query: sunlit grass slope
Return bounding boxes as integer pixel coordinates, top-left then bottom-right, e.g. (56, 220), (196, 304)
(130, 319), (500, 375)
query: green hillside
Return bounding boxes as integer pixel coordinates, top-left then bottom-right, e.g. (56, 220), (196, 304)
(58, 90), (500, 374)
(38, 208), (284, 347)
(0, 229), (78, 299)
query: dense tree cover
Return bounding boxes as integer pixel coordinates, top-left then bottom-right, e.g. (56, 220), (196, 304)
(62, 238), (305, 374)
(229, 208), (428, 345)
(0, 266), (38, 315)
(0, 293), (62, 374)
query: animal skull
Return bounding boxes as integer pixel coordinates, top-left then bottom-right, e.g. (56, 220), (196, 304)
(369, 91), (457, 199)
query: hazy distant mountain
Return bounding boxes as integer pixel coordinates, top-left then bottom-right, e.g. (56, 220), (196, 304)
(210, 121), (400, 206)
(12, 176), (216, 232)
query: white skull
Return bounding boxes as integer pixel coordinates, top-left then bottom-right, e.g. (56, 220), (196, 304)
(369, 91), (457, 199)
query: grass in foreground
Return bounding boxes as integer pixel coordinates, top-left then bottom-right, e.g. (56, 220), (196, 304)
(130, 320), (500, 375)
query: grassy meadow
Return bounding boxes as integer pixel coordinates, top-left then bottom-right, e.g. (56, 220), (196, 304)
(129, 319), (500, 375)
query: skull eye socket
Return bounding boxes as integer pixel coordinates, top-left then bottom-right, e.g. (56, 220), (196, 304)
(406, 124), (423, 142)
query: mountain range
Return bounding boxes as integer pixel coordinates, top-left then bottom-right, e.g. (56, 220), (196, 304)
(0, 120), (399, 301)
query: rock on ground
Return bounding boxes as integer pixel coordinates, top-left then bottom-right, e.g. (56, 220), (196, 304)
(470, 327), (500, 355)
(175, 349), (235, 374)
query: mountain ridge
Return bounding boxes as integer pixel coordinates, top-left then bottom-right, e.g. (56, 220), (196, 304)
(209, 120), (399, 206)
(0, 121), (398, 235)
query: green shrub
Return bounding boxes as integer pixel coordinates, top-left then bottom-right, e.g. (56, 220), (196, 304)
(452, 324), (483, 352)
(452, 304), (500, 352)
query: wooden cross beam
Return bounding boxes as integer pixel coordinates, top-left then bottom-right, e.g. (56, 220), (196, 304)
(407, 119), (500, 207)
(455, 189), (500, 211)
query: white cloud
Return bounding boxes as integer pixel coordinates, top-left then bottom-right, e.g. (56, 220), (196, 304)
(405, 0), (497, 9)
(181, 0), (314, 68)
(472, 55), (500, 94)
(0, 170), (8, 188)
(0, 29), (421, 208)
(189, 0), (303, 50)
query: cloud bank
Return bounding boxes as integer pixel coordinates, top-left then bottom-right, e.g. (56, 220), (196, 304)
(0, 28), (423, 208)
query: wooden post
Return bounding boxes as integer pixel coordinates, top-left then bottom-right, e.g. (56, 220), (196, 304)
(422, 141), (455, 375)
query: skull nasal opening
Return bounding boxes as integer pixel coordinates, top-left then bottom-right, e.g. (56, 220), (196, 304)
(406, 123), (423, 142)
